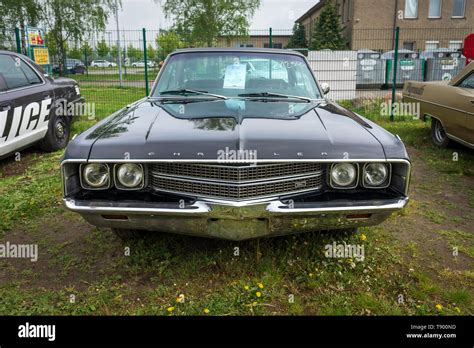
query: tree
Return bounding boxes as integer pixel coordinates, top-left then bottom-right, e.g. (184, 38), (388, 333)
(81, 42), (93, 64)
(41, 0), (119, 74)
(147, 44), (156, 61)
(161, 0), (261, 47)
(126, 44), (142, 61)
(68, 46), (82, 59)
(286, 23), (307, 48)
(97, 40), (110, 58)
(155, 30), (184, 60)
(310, 1), (347, 50)
(0, 0), (41, 53)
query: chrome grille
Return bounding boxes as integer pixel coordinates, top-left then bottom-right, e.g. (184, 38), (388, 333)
(149, 163), (324, 201)
(151, 162), (322, 182)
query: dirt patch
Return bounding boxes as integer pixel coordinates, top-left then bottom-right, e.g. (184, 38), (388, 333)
(0, 148), (43, 178)
(387, 146), (474, 284)
(0, 211), (123, 291)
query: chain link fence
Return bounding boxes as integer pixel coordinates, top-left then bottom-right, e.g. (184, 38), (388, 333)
(4, 26), (473, 120)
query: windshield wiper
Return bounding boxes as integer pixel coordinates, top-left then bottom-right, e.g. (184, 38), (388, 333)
(158, 88), (228, 100)
(237, 92), (313, 103)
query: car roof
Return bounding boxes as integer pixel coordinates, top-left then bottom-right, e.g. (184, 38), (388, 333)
(170, 47), (305, 58)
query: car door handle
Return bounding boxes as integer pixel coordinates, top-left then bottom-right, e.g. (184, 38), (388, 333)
(0, 103), (11, 112)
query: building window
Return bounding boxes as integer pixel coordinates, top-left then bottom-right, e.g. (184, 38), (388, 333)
(452, 0), (466, 17)
(404, 0), (418, 18)
(425, 41), (439, 51)
(428, 0), (442, 18)
(449, 41), (463, 50)
(263, 43), (283, 49)
(403, 41), (415, 50)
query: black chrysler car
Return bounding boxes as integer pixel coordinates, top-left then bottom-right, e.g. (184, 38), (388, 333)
(0, 51), (84, 159)
(61, 48), (411, 241)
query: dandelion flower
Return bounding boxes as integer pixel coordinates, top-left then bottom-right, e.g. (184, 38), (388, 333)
(435, 304), (443, 311)
(203, 308), (210, 314)
(256, 291), (262, 298)
(257, 283), (264, 289)
(454, 307), (461, 313)
(360, 234), (367, 241)
(167, 306), (175, 312)
(244, 285), (250, 291)
(252, 301), (258, 306)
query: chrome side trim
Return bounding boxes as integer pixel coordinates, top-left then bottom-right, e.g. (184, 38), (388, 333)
(446, 133), (474, 149)
(406, 95), (474, 116)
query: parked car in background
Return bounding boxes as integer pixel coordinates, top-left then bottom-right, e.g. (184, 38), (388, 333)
(91, 60), (117, 68)
(62, 48), (411, 241)
(0, 51), (84, 159)
(131, 60), (155, 68)
(403, 62), (474, 149)
(52, 59), (86, 74)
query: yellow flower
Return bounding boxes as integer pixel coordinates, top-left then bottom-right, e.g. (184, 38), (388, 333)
(435, 304), (443, 311)
(309, 273), (314, 278)
(167, 306), (175, 312)
(360, 234), (367, 241)
(252, 301), (258, 306)
(256, 291), (262, 298)
(244, 285), (250, 291)
(176, 294), (185, 303)
(257, 283), (264, 289)
(203, 308), (210, 314)
(454, 307), (461, 313)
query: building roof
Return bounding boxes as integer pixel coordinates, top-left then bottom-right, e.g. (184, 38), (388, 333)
(295, 0), (327, 23)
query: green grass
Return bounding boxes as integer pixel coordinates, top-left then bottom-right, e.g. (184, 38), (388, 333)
(0, 91), (472, 315)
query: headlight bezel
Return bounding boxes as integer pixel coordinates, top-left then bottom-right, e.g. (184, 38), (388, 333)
(329, 162), (359, 189)
(79, 163), (111, 190)
(114, 163), (145, 190)
(362, 162), (392, 188)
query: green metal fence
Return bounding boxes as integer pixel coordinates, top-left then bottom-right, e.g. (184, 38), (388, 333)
(5, 26), (473, 121)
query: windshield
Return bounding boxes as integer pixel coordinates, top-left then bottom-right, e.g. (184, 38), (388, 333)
(153, 52), (322, 100)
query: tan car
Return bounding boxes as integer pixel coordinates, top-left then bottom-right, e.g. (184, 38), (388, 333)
(403, 62), (474, 149)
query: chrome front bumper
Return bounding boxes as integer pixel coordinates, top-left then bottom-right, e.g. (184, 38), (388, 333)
(64, 197), (409, 241)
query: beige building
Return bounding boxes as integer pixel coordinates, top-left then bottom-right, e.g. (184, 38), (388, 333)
(216, 34), (291, 49)
(296, 0), (473, 51)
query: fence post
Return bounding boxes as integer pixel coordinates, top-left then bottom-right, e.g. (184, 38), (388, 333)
(84, 48), (88, 75)
(15, 28), (21, 54)
(269, 27), (273, 48)
(143, 28), (149, 96)
(390, 26), (400, 122)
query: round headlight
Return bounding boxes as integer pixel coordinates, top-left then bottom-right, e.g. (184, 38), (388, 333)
(331, 163), (357, 187)
(117, 163), (144, 188)
(364, 163), (388, 187)
(82, 163), (109, 188)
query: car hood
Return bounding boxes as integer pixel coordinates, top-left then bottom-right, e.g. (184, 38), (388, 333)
(69, 99), (398, 161)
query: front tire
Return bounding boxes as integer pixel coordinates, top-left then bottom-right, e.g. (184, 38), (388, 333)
(112, 228), (146, 240)
(39, 114), (70, 152)
(431, 118), (451, 148)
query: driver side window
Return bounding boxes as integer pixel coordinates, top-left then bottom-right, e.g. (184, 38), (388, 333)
(0, 54), (42, 91)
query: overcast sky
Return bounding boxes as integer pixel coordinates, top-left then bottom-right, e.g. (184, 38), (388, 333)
(106, 0), (318, 31)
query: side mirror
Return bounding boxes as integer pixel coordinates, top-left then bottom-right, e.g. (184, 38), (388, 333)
(321, 83), (330, 95)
